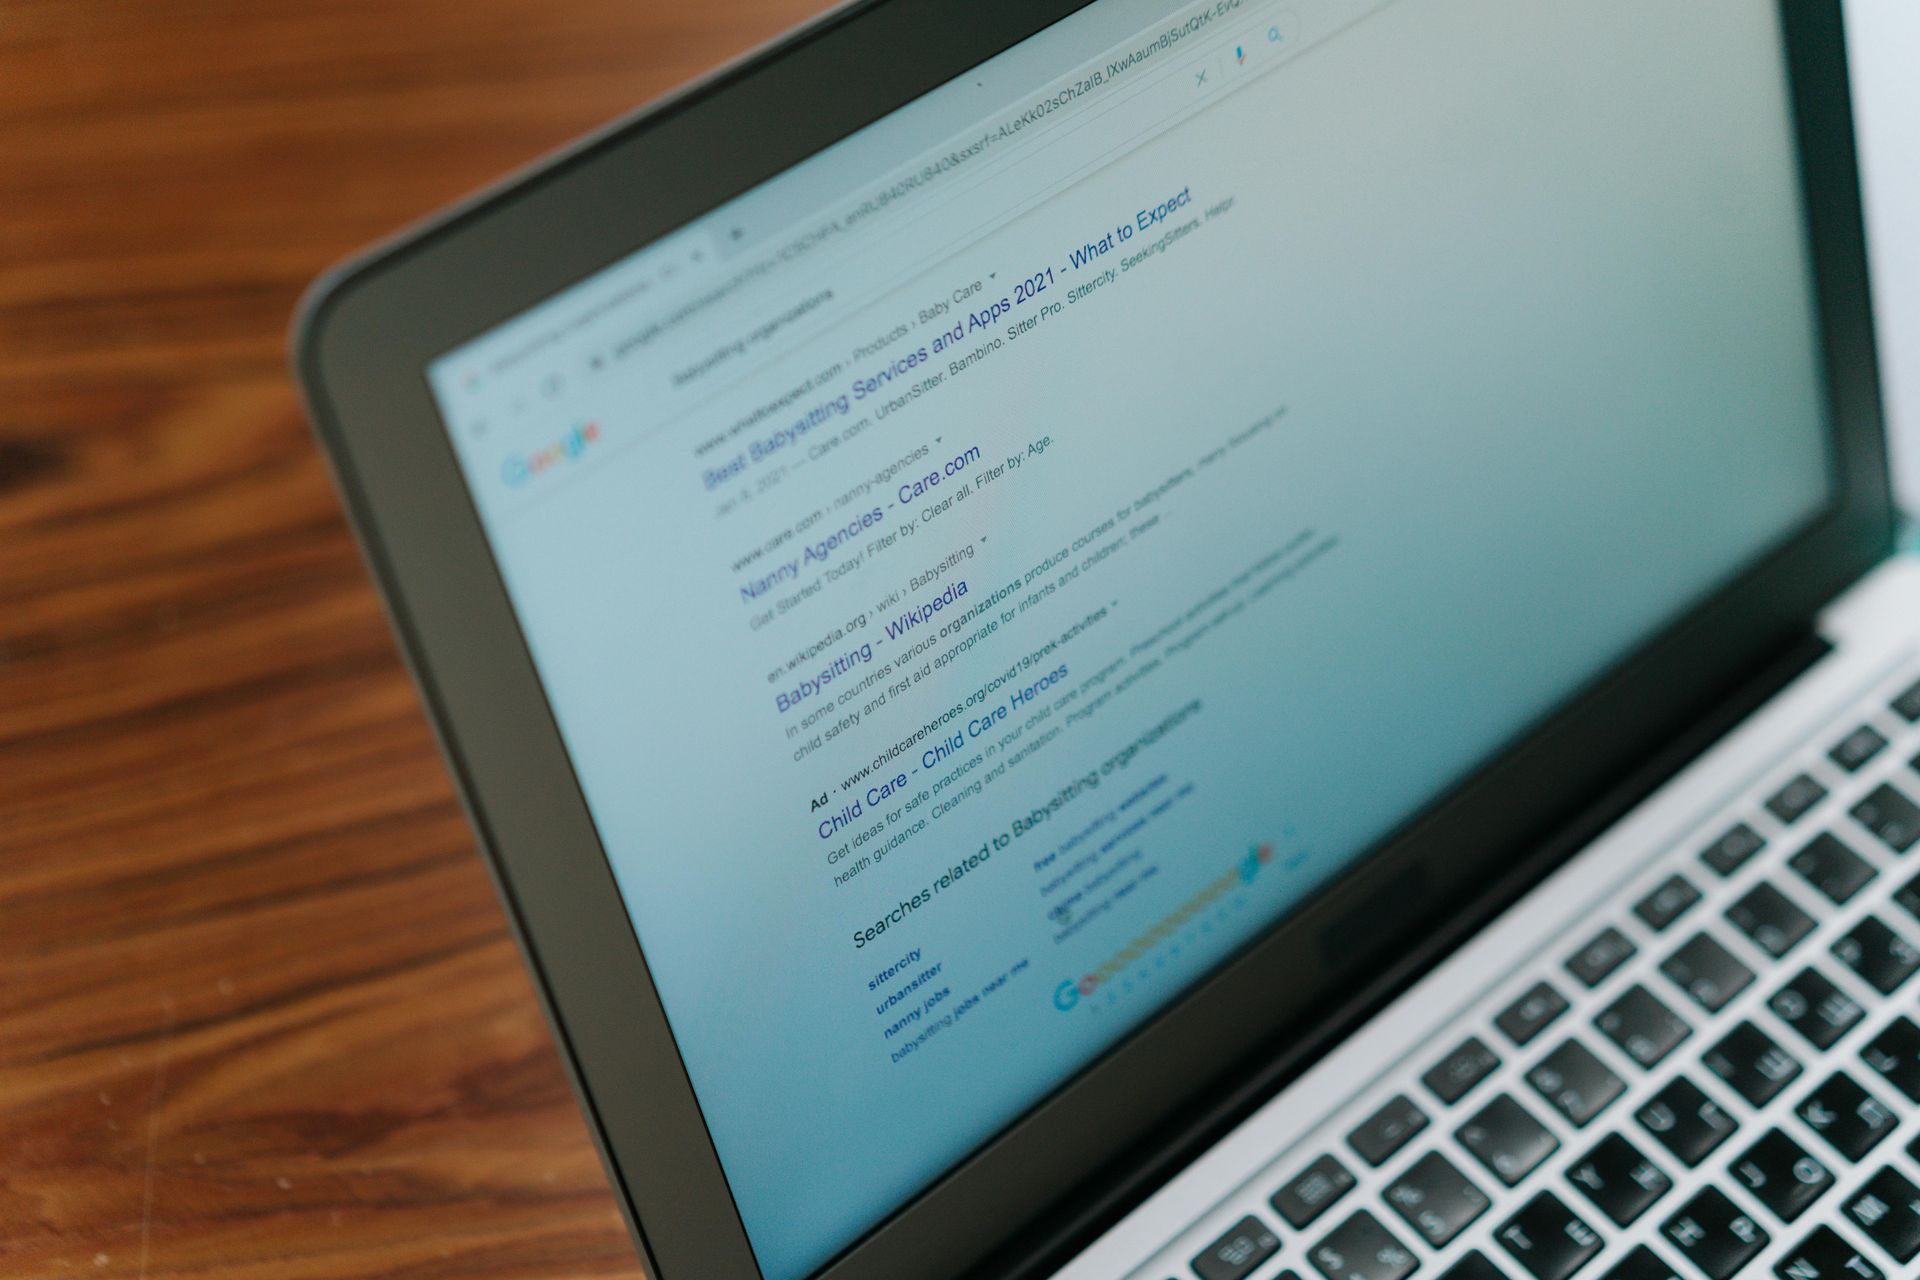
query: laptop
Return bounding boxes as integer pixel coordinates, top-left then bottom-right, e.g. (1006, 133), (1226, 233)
(291, 1), (1920, 1278)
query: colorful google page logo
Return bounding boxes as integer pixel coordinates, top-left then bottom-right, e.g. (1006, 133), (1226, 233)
(1052, 842), (1275, 1011)
(501, 421), (601, 488)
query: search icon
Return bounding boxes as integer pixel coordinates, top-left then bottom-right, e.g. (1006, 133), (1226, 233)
(1267, 24), (1281, 41)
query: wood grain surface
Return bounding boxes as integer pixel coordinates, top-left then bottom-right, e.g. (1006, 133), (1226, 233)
(0, 1), (823, 1274)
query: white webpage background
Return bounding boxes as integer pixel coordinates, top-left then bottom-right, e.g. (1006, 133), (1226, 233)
(427, 2), (1840, 1275)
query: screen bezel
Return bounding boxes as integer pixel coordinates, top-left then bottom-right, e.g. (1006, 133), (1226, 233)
(293, 2), (1894, 1276)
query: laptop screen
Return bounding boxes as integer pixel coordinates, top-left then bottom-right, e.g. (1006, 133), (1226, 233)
(426, 0), (1831, 1273)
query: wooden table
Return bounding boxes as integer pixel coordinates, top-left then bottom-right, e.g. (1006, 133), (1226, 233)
(1, 2), (821, 1273)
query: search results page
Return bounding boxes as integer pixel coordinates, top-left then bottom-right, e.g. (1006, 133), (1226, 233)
(428, 0), (1830, 1274)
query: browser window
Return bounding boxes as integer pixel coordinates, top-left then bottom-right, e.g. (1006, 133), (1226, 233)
(428, 0), (1832, 1274)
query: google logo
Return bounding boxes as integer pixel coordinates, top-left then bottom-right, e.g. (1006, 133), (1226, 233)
(1053, 842), (1275, 1011)
(501, 420), (601, 487)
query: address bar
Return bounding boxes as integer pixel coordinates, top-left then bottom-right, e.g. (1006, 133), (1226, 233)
(774, 0), (1257, 261)
(626, 0), (1302, 408)
(607, 0), (1286, 372)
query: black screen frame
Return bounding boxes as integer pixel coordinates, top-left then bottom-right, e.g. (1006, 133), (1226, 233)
(293, 2), (1894, 1277)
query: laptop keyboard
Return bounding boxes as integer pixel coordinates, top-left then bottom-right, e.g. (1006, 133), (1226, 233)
(1177, 666), (1920, 1280)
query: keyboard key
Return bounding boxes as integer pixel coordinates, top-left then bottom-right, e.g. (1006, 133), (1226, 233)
(1726, 882), (1817, 959)
(1842, 1166), (1920, 1263)
(1497, 982), (1570, 1048)
(1384, 1151), (1489, 1248)
(1595, 984), (1691, 1068)
(1661, 933), (1755, 1013)
(1830, 725), (1889, 773)
(1458, 1094), (1560, 1187)
(1832, 917), (1920, 995)
(1597, 1251), (1674, 1280)
(1703, 1020), (1803, 1107)
(1495, 1192), (1602, 1280)
(1768, 774), (1829, 825)
(1566, 1132), (1671, 1226)
(1348, 1095), (1428, 1168)
(1637, 1077), (1737, 1167)
(1894, 871), (1920, 922)
(1274, 1154), (1357, 1229)
(1423, 1036), (1501, 1106)
(1770, 969), (1865, 1050)
(1567, 927), (1637, 988)
(1789, 833), (1876, 905)
(1527, 1039), (1624, 1128)
(1661, 1187), (1770, 1280)
(1635, 875), (1702, 933)
(1852, 783), (1920, 855)
(1891, 675), (1920, 722)
(1772, 1225), (1884, 1280)
(1601, 1246), (1679, 1280)
(1701, 823), (1766, 877)
(1440, 1252), (1509, 1280)
(1730, 1129), (1832, 1224)
(1862, 1016), (1920, 1101)
(1192, 1215), (1281, 1280)
(1798, 1072), (1897, 1162)
(1308, 1210), (1416, 1280)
